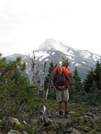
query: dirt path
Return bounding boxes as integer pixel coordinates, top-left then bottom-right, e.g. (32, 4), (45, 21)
(51, 117), (70, 125)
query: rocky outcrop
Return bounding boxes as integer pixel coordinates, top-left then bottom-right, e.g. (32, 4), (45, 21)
(8, 129), (28, 134)
(6, 117), (21, 127)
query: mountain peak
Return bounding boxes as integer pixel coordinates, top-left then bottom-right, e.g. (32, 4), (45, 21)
(37, 38), (57, 51)
(36, 38), (70, 52)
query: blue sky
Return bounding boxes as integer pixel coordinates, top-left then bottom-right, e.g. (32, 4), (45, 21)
(0, 0), (101, 56)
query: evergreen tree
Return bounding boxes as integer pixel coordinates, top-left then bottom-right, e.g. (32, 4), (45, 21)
(0, 55), (30, 117)
(86, 80), (98, 104)
(83, 69), (95, 93)
(83, 61), (101, 103)
(44, 61), (55, 99)
(94, 61), (101, 90)
(74, 67), (78, 77)
(69, 74), (77, 100)
(73, 67), (82, 92)
(62, 56), (70, 67)
(89, 80), (98, 93)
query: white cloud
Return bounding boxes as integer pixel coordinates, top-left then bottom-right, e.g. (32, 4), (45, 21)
(0, 0), (101, 56)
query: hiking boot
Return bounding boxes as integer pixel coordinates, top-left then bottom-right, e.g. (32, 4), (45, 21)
(59, 111), (63, 118)
(65, 111), (69, 118)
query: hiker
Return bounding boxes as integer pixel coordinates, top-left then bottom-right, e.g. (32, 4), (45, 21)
(53, 65), (70, 118)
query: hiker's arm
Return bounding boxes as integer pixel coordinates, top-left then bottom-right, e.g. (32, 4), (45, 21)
(64, 75), (70, 88)
(66, 75), (70, 84)
(53, 75), (58, 89)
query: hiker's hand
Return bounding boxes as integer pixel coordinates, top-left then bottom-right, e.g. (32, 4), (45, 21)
(58, 86), (65, 89)
(58, 86), (62, 89)
(61, 86), (65, 89)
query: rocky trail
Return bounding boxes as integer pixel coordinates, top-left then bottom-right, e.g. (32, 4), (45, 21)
(32, 103), (101, 134)
(1, 103), (101, 134)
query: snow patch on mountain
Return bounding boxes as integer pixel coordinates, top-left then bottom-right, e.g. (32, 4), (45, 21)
(80, 50), (91, 59)
(46, 46), (51, 50)
(82, 61), (86, 64)
(45, 58), (49, 61)
(35, 51), (49, 60)
(22, 56), (27, 60)
(39, 58), (42, 61)
(75, 63), (81, 66)
(51, 52), (55, 55)
(68, 50), (75, 56)
(53, 44), (74, 57)
(72, 61), (75, 64)
(52, 41), (68, 54)
(92, 55), (100, 61)
(66, 55), (75, 60)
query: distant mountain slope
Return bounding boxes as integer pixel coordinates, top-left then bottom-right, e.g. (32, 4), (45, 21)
(6, 38), (101, 79)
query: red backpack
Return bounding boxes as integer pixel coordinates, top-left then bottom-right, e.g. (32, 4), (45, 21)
(53, 66), (70, 89)
(53, 66), (70, 75)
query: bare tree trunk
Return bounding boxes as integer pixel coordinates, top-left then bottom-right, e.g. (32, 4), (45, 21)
(45, 88), (49, 99)
(28, 51), (47, 97)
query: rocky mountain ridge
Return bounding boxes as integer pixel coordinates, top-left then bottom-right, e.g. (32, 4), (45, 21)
(6, 38), (101, 79)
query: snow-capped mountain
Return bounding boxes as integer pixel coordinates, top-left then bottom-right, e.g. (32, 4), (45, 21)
(6, 38), (101, 79)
